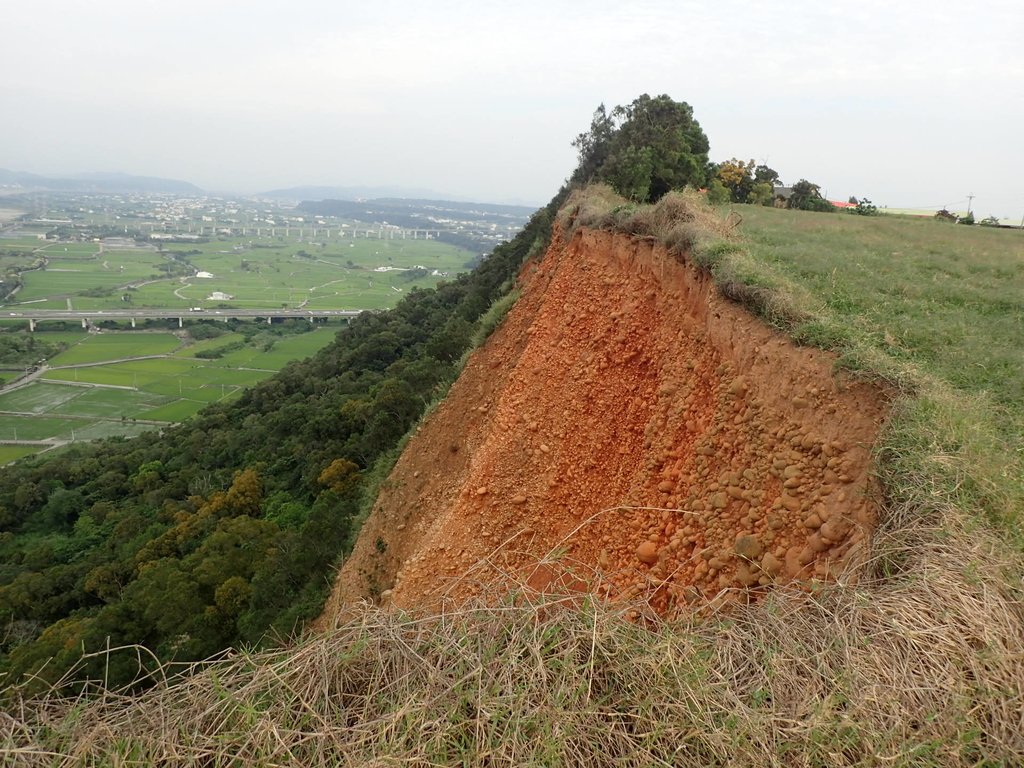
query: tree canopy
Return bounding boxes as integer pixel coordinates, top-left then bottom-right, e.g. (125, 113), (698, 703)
(711, 158), (782, 206)
(571, 95), (710, 203)
(788, 179), (835, 212)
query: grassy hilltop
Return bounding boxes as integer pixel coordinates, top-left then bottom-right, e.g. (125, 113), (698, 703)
(730, 205), (1023, 543)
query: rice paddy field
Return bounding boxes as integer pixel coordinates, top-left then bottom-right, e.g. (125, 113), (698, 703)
(6, 234), (472, 313)
(0, 227), (476, 460)
(0, 326), (340, 459)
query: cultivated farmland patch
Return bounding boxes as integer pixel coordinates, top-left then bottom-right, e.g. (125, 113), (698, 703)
(48, 333), (182, 365)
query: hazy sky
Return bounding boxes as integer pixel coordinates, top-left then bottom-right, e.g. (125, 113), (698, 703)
(3, 1), (1022, 215)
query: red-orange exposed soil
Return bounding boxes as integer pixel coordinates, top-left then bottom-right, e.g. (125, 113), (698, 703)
(320, 228), (888, 622)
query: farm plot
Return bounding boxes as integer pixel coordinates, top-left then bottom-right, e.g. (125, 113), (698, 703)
(48, 333), (182, 365)
(8, 359), (254, 443)
(38, 243), (100, 257)
(0, 382), (169, 423)
(152, 238), (469, 310)
(35, 331), (90, 346)
(16, 251), (171, 303)
(0, 382), (86, 413)
(0, 414), (84, 441)
(0, 237), (49, 255)
(0, 226), (403, 452)
(140, 399), (209, 422)
(0, 327), (338, 446)
(208, 329), (337, 369)
(0, 254), (39, 273)
(2, 300), (70, 312)
(45, 358), (196, 389)
(5, 233), (473, 312)
(48, 387), (172, 418)
(0, 445), (43, 464)
(171, 332), (247, 358)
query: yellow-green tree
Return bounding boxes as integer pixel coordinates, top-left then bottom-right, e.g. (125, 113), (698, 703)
(716, 158), (755, 203)
(318, 458), (361, 494)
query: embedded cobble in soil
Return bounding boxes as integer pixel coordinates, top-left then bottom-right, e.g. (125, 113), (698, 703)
(320, 227), (887, 621)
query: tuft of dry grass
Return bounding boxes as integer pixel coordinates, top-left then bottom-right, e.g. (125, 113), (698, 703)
(558, 184), (736, 255)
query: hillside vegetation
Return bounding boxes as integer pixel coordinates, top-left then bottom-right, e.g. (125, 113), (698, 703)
(3, 97), (1023, 765)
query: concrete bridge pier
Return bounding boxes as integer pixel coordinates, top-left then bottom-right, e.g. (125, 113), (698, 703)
(81, 319), (88, 329)
(178, 317), (183, 328)
(28, 318), (35, 332)
(131, 317), (136, 329)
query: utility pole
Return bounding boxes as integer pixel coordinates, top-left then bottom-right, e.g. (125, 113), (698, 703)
(967, 194), (975, 216)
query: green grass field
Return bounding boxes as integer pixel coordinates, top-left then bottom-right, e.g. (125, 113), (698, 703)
(0, 445), (43, 464)
(737, 207), (1024, 406)
(667, 203), (1022, 558)
(47, 333), (182, 365)
(0, 327), (339, 445)
(38, 242), (100, 256)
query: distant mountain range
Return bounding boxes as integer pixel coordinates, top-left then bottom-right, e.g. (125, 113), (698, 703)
(297, 197), (538, 255)
(261, 185), (541, 208)
(0, 170), (540, 208)
(0, 169), (203, 195)
(260, 184), (467, 202)
(297, 197), (537, 220)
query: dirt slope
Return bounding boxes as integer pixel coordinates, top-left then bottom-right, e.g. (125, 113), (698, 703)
(320, 227), (887, 621)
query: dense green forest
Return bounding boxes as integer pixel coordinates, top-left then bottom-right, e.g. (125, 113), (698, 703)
(0, 93), (707, 694)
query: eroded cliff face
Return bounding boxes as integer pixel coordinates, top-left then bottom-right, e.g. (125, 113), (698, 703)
(320, 227), (887, 622)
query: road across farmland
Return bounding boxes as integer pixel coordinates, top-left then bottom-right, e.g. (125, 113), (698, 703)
(4, 308), (365, 330)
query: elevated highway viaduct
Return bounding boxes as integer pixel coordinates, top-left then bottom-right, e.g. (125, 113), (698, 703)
(4, 308), (365, 331)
